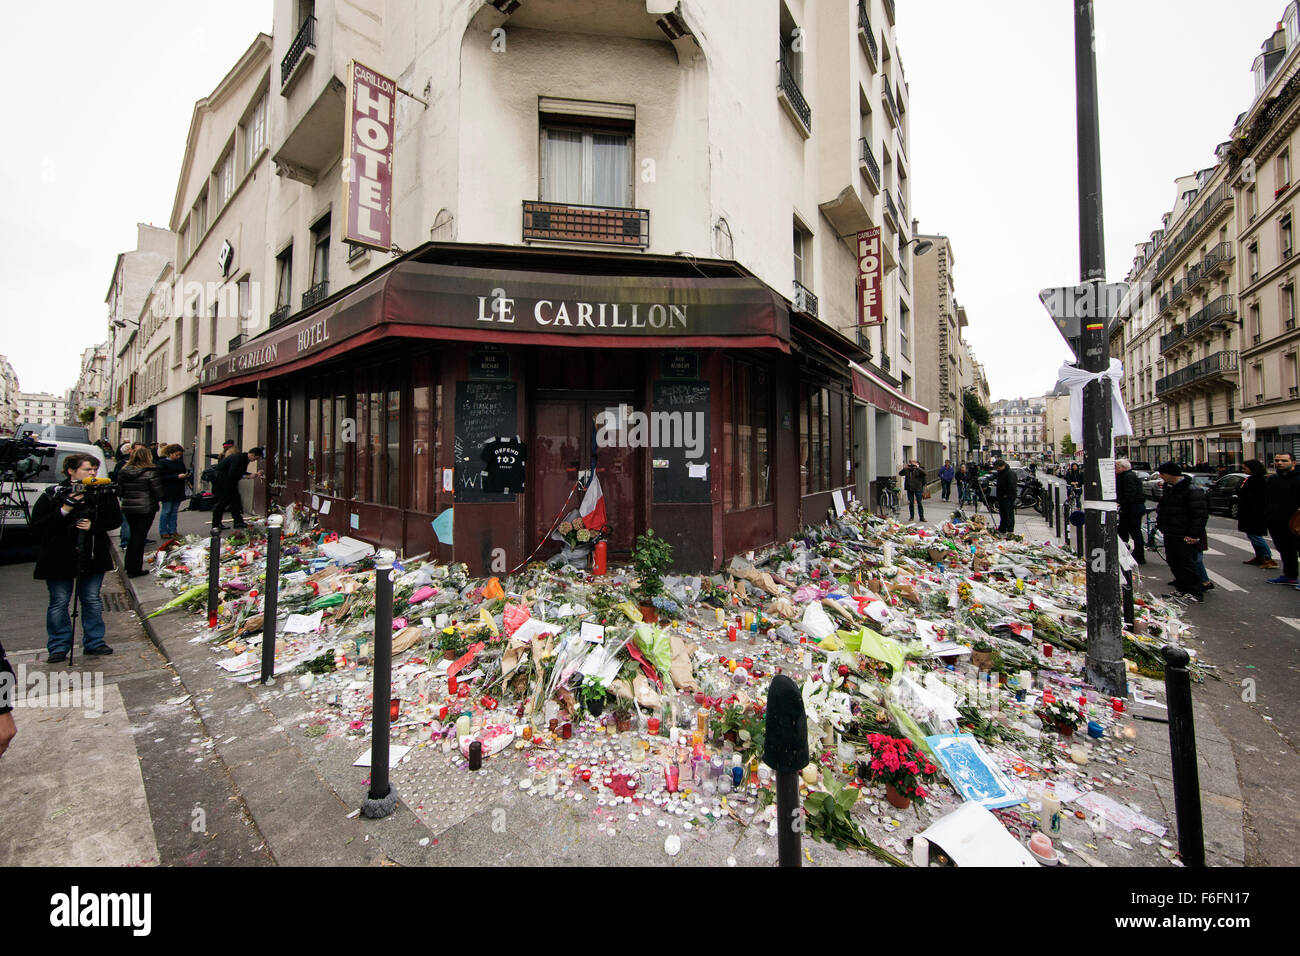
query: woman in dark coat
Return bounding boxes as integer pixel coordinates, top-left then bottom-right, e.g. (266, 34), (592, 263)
(116, 446), (163, 577)
(30, 453), (122, 661)
(1238, 459), (1277, 568)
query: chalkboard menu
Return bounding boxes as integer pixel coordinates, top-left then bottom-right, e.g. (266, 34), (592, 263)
(651, 380), (711, 504)
(454, 381), (517, 502)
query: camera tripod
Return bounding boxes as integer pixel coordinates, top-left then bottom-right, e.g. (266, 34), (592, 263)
(0, 472), (33, 544)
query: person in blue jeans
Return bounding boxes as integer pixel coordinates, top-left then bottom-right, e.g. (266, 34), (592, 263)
(939, 460), (955, 501)
(29, 454), (121, 662)
(155, 443), (191, 537)
(899, 460), (927, 522)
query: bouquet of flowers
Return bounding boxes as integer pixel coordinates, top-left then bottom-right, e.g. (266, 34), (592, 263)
(859, 733), (940, 803)
(556, 519), (607, 549)
(1040, 696), (1084, 731)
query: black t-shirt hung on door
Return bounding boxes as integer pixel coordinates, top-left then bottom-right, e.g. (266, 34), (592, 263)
(481, 435), (527, 494)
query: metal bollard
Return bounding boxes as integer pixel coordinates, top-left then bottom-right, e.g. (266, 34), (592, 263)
(1054, 485), (1062, 543)
(207, 525), (221, 628)
(763, 674), (809, 867)
(362, 549), (399, 818)
(1122, 567), (1135, 628)
(260, 514), (283, 684)
(1161, 645), (1205, 867)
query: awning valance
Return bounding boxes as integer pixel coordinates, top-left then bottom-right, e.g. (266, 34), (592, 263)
(850, 361), (930, 425)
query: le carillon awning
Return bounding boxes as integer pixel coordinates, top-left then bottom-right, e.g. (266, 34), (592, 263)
(201, 259), (792, 393)
(850, 360), (930, 425)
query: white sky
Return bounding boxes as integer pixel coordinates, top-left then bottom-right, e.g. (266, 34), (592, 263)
(0, 0), (1286, 403)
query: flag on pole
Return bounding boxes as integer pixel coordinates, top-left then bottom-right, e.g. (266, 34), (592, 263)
(579, 473), (607, 530)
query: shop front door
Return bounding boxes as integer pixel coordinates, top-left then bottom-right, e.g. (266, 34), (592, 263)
(532, 395), (639, 558)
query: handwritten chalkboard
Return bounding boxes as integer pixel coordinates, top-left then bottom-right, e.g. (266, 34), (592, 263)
(652, 380), (710, 503)
(454, 381), (517, 502)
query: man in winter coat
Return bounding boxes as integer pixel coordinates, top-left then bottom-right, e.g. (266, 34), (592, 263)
(1156, 461), (1209, 601)
(30, 453), (123, 661)
(117, 446), (163, 577)
(1265, 451), (1300, 586)
(898, 460), (927, 522)
(939, 460), (956, 501)
(1238, 459), (1276, 569)
(211, 446), (263, 530)
(1115, 459), (1146, 564)
(155, 444), (190, 537)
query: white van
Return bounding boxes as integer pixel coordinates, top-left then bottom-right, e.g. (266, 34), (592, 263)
(0, 436), (108, 545)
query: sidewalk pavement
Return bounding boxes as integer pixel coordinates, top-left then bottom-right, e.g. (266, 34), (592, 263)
(112, 502), (1246, 867)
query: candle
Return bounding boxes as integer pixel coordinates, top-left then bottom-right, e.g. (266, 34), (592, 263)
(1043, 643), (1053, 658)
(647, 717), (660, 735)
(714, 607), (725, 624)
(561, 722), (572, 739)
(1070, 743), (1089, 765)
(728, 624), (737, 642)
(697, 708), (709, 735)
(468, 740), (483, 771)
(665, 764), (679, 793)
(1040, 792), (1061, 835)
(455, 715), (471, 738)
(1111, 697), (1125, 713)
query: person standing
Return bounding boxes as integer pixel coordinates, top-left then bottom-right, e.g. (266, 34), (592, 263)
(1155, 462), (1209, 601)
(1236, 459), (1276, 569)
(211, 446), (264, 530)
(1264, 451), (1300, 585)
(117, 446), (163, 577)
(898, 459), (927, 522)
(1115, 459), (1146, 565)
(30, 454), (122, 660)
(938, 460), (955, 502)
(993, 460), (1017, 533)
(155, 443), (190, 538)
(1, 637), (16, 757)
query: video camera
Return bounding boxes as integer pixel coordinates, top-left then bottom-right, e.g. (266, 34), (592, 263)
(52, 477), (118, 522)
(0, 435), (56, 480)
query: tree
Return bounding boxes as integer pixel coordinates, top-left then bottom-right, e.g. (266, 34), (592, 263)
(78, 407), (96, 424)
(961, 389), (990, 450)
(1061, 434), (1077, 457)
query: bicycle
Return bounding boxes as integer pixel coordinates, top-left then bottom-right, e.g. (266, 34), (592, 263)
(958, 480), (983, 514)
(1141, 511), (1164, 559)
(876, 479), (899, 517)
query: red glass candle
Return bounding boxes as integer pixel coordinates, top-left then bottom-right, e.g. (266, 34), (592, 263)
(647, 717), (661, 735)
(448, 675), (458, 695)
(561, 722), (572, 739)
(1044, 644), (1053, 658)
(665, 765), (679, 793)
(389, 699), (400, 721)
(1111, 697), (1125, 713)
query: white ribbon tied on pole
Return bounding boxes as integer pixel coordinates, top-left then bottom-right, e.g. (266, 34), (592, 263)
(1056, 358), (1132, 448)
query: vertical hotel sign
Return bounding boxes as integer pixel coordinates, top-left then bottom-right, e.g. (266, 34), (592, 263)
(856, 227), (883, 326)
(342, 61), (395, 251)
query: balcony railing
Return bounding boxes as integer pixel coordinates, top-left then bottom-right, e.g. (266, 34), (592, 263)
(1185, 261), (1204, 291)
(1159, 291), (1171, 314)
(881, 81), (900, 128)
(897, 189), (908, 227)
(302, 280), (330, 310)
(1155, 350), (1239, 395)
(883, 190), (899, 227)
(883, 0), (896, 25)
(227, 334), (244, 353)
(1170, 278), (1186, 304)
(792, 280), (818, 318)
(899, 261), (909, 290)
(1154, 182), (1232, 276)
(1160, 324), (1187, 353)
(1164, 295), (1238, 352)
(777, 59), (812, 132)
(859, 137), (880, 190)
(270, 304), (292, 329)
(281, 15), (316, 86)
(857, 1), (879, 66)
(522, 200), (649, 247)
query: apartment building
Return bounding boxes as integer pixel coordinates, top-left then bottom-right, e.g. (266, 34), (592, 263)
(1228, 5), (1300, 461)
(194, 0), (926, 571)
(914, 231), (972, 470)
(17, 392), (71, 428)
(0, 356), (18, 436)
(1118, 220), (1171, 466)
(71, 343), (111, 437)
(989, 397), (1047, 459)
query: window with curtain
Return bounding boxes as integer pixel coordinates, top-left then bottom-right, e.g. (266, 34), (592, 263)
(541, 122), (633, 208)
(333, 395), (347, 494)
(725, 359), (773, 510)
(354, 390), (370, 501)
(412, 385), (433, 513)
(385, 388), (401, 506)
(369, 388), (382, 502)
(306, 396), (319, 490)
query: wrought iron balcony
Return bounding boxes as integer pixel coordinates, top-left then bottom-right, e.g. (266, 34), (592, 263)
(1160, 324), (1186, 353)
(1155, 350), (1239, 395)
(281, 15), (316, 86)
(302, 280), (330, 310)
(883, 0), (896, 26)
(1153, 182), (1232, 277)
(1185, 261), (1204, 292)
(777, 59), (812, 132)
(1159, 291), (1171, 314)
(792, 280), (818, 318)
(1164, 295), (1237, 352)
(270, 304), (292, 329)
(1170, 278), (1186, 304)
(857, 1), (879, 67)
(883, 190), (899, 227)
(897, 189), (908, 227)
(859, 137), (880, 191)
(881, 81), (900, 128)
(522, 200), (649, 247)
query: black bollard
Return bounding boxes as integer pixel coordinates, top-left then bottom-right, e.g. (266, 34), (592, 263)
(763, 674), (810, 867)
(1122, 567), (1135, 628)
(260, 514), (283, 684)
(362, 549), (399, 818)
(1161, 645), (1205, 867)
(207, 525), (221, 629)
(1054, 485), (1062, 542)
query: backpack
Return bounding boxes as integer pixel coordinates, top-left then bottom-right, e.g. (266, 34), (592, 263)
(201, 464), (218, 484)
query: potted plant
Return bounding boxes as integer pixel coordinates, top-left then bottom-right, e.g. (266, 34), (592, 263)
(438, 626), (468, 661)
(632, 529), (674, 623)
(1041, 697), (1084, 737)
(579, 676), (608, 718)
(612, 698), (634, 733)
(970, 640), (994, 671)
(858, 733), (940, 810)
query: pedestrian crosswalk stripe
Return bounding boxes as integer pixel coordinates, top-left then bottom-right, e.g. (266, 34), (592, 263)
(1206, 569), (1246, 592)
(1208, 533), (1254, 554)
(1279, 617), (1300, 633)
(1204, 549), (1224, 556)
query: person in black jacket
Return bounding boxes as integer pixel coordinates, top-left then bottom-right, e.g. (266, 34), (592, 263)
(1, 637), (15, 757)
(1238, 459), (1277, 569)
(1155, 461), (1209, 601)
(30, 453), (122, 661)
(1265, 451), (1300, 585)
(211, 446), (263, 530)
(155, 443), (190, 538)
(993, 459), (1017, 533)
(117, 446), (163, 577)
(898, 460), (927, 522)
(1115, 459), (1146, 564)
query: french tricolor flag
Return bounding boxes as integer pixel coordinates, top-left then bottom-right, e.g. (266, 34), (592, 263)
(579, 473), (606, 530)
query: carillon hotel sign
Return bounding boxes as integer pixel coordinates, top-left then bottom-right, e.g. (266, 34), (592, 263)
(342, 61), (396, 251)
(856, 227), (883, 327)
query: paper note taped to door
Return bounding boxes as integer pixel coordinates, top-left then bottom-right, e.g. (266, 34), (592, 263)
(688, 462), (708, 479)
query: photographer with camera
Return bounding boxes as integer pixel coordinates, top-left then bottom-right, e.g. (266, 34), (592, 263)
(117, 446), (163, 577)
(30, 454), (122, 662)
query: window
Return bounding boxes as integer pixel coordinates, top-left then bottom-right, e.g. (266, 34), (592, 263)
(540, 119), (633, 208)
(275, 246), (293, 309)
(172, 317), (183, 365)
(237, 276), (251, 333)
(899, 302), (911, 360)
(1248, 186), (1259, 221)
(779, 2), (802, 85)
(724, 359), (772, 510)
(311, 216), (330, 287)
(792, 222), (811, 286)
(411, 382), (440, 514)
(1283, 214), (1293, 258)
(1285, 283), (1296, 330)
(209, 302), (219, 356)
(1249, 242), (1259, 280)
(1286, 352), (1299, 397)
(1288, 3), (1299, 50)
(1280, 150), (1292, 190)
(1250, 302), (1262, 344)
(180, 219), (192, 262)
(799, 385), (831, 495)
(216, 149), (235, 208)
(192, 190), (208, 241)
(242, 92), (267, 174)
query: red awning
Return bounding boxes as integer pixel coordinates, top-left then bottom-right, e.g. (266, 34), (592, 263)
(850, 362), (930, 424)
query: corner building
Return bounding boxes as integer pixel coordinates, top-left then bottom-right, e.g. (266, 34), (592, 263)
(201, 0), (925, 574)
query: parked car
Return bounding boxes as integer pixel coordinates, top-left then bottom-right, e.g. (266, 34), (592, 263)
(1206, 472), (1248, 517)
(1145, 472), (1213, 501)
(14, 422), (91, 444)
(0, 434), (106, 545)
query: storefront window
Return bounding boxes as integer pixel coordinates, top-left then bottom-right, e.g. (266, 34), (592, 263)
(369, 389), (383, 503)
(722, 359), (735, 511)
(307, 397), (318, 490)
(820, 388), (831, 489)
(332, 395), (347, 494)
(840, 392), (852, 487)
(724, 360), (772, 511)
(412, 384), (437, 513)
(354, 391), (371, 500)
(386, 388), (401, 506)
